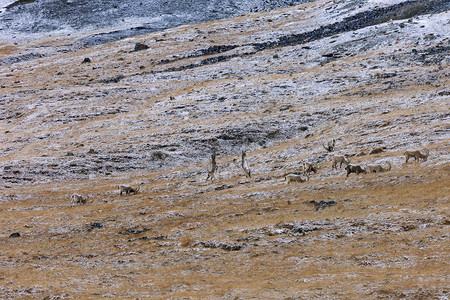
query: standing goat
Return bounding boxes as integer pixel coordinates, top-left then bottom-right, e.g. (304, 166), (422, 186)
(323, 139), (336, 152)
(205, 150), (218, 181)
(241, 150), (251, 178)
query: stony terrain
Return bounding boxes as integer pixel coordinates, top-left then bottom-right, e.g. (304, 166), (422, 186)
(0, 0), (449, 298)
(0, 0), (313, 45)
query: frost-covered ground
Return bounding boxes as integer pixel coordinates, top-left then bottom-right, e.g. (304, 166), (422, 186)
(0, 0), (313, 43)
(0, 0), (449, 298)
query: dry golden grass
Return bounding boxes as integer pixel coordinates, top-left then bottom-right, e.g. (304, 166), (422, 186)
(1, 156), (448, 298)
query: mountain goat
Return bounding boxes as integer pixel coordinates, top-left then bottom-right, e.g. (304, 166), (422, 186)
(241, 150), (251, 178)
(366, 161), (391, 173)
(332, 155), (350, 169)
(323, 139), (336, 152)
(404, 148), (429, 163)
(302, 162), (318, 176)
(71, 194), (88, 205)
(118, 185), (140, 195)
(345, 164), (367, 177)
(206, 151), (218, 181)
(285, 174), (308, 183)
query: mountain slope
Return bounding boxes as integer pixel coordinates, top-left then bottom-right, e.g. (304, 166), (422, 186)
(0, 0), (449, 298)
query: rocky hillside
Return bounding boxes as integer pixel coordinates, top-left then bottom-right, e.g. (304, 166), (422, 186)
(0, 0), (449, 298)
(0, 0), (313, 44)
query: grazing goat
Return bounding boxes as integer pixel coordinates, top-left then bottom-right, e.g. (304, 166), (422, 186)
(366, 162), (391, 173)
(404, 148), (429, 163)
(345, 164), (367, 177)
(332, 155), (350, 169)
(285, 174), (308, 184)
(118, 185), (140, 195)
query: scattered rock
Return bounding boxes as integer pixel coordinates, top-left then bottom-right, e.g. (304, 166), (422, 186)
(215, 184), (235, 191)
(134, 42), (150, 51)
(276, 222), (322, 235)
(369, 148), (384, 155)
(149, 150), (169, 161)
(0, 53), (44, 67)
(82, 57), (91, 63)
(87, 223), (103, 231)
(140, 235), (167, 240)
(9, 232), (21, 238)
(197, 241), (245, 251)
(100, 75), (125, 83)
(401, 224), (417, 232)
(310, 200), (337, 211)
(120, 228), (149, 235)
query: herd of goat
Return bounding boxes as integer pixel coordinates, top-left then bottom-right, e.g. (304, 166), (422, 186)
(70, 141), (430, 206)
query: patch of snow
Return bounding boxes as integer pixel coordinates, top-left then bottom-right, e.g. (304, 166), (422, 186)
(0, 0), (15, 14)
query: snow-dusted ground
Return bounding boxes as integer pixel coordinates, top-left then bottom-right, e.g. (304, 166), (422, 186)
(1, 0), (448, 182)
(0, 0), (15, 11)
(0, 0), (449, 298)
(0, 0), (314, 43)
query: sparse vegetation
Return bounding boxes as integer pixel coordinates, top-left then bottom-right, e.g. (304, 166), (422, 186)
(0, 0), (449, 299)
